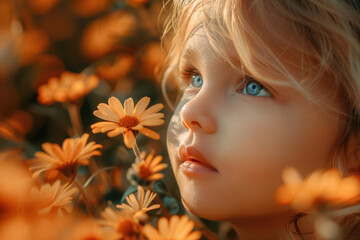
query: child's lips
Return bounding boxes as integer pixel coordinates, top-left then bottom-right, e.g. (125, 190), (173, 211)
(178, 145), (218, 174)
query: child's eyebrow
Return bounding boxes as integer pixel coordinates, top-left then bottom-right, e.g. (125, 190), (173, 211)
(180, 47), (199, 65)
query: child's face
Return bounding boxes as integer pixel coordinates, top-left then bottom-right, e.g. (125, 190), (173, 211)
(166, 25), (343, 220)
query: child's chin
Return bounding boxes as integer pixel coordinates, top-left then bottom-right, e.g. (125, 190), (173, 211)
(181, 197), (229, 221)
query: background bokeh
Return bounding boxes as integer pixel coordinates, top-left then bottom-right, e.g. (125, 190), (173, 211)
(0, 0), (171, 175)
(0, 0), (176, 218)
(0, 1), (238, 239)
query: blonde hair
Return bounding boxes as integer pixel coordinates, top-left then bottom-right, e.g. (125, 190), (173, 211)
(161, 0), (360, 238)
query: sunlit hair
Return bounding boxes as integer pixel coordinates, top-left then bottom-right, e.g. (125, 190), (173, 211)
(160, 0), (360, 238)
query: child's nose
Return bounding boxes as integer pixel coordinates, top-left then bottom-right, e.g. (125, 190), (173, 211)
(180, 96), (217, 134)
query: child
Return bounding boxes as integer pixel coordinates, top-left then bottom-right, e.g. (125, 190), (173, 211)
(161, 0), (360, 239)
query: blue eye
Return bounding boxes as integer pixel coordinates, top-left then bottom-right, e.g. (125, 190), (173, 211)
(243, 80), (271, 97)
(191, 74), (203, 88)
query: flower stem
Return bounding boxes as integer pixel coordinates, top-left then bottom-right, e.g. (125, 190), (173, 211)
(67, 103), (83, 136)
(83, 166), (118, 189)
(138, 226), (144, 240)
(132, 141), (142, 161)
(154, 193), (171, 218)
(74, 178), (92, 216)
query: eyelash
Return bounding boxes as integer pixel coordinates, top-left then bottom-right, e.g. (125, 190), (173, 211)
(180, 65), (199, 86)
(180, 65), (271, 97)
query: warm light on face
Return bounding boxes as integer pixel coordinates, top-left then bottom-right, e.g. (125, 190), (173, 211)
(166, 22), (343, 222)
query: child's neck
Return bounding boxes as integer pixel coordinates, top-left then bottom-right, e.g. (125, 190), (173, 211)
(230, 210), (308, 240)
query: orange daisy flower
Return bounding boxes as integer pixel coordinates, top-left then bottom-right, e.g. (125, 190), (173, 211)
(65, 218), (104, 240)
(81, 11), (136, 59)
(29, 133), (102, 179)
(128, 151), (167, 183)
(143, 215), (202, 240)
(91, 96), (164, 148)
(0, 110), (33, 142)
(276, 167), (360, 210)
(101, 207), (138, 240)
(0, 160), (34, 218)
(117, 186), (160, 221)
(37, 71), (98, 105)
(30, 180), (78, 219)
(27, 0), (60, 15)
(71, 0), (112, 17)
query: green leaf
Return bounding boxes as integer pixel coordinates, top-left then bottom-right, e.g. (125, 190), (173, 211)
(152, 180), (169, 197)
(120, 185), (138, 203)
(163, 196), (180, 215)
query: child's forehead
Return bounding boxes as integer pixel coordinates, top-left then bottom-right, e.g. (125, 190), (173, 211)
(180, 29), (241, 70)
(179, 11), (302, 78)
(179, 2), (299, 62)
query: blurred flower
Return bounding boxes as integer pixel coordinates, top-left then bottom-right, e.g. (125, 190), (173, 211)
(65, 218), (104, 240)
(0, 209), (72, 240)
(37, 71), (99, 105)
(91, 96), (164, 148)
(0, 1), (21, 79)
(29, 133), (102, 179)
(0, 148), (26, 163)
(117, 186), (160, 221)
(276, 167), (360, 210)
(0, 216), (33, 240)
(43, 169), (63, 184)
(126, 0), (149, 8)
(0, 1), (17, 30)
(143, 215), (202, 240)
(140, 42), (165, 80)
(81, 11), (136, 59)
(128, 151), (167, 183)
(27, 0), (60, 15)
(96, 53), (135, 82)
(0, 110), (33, 142)
(0, 160), (33, 219)
(137, 2), (163, 37)
(101, 207), (138, 240)
(71, 0), (113, 17)
(29, 180), (77, 219)
(0, 215), (63, 240)
(20, 29), (50, 65)
(314, 215), (341, 240)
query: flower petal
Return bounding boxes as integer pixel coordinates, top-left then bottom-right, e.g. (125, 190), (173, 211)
(148, 173), (164, 181)
(143, 225), (161, 240)
(158, 217), (170, 236)
(140, 118), (164, 127)
(107, 128), (126, 137)
(140, 113), (164, 121)
(139, 103), (164, 118)
(124, 131), (136, 148)
(133, 97), (150, 116)
(108, 97), (125, 118)
(139, 128), (160, 140)
(124, 98), (135, 115)
(93, 109), (119, 122)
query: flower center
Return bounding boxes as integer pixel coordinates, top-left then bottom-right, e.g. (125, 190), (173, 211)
(117, 218), (136, 235)
(119, 116), (139, 129)
(138, 163), (152, 180)
(56, 162), (77, 179)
